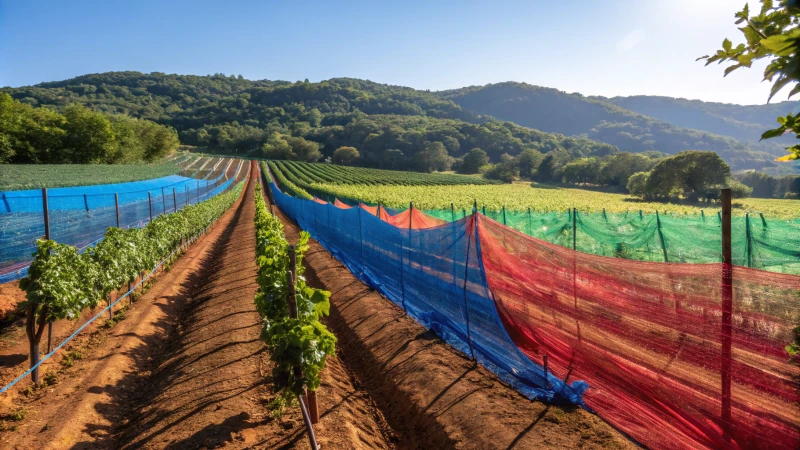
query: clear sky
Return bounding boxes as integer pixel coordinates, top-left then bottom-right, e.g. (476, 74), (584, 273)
(0, 0), (787, 105)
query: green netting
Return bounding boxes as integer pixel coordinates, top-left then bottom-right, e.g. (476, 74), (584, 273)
(423, 207), (800, 274)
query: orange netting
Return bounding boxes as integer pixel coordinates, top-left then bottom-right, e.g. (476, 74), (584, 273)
(382, 207), (449, 229)
(333, 198), (352, 209)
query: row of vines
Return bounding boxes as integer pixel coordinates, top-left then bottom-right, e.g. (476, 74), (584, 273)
(253, 181), (336, 415)
(18, 180), (245, 384)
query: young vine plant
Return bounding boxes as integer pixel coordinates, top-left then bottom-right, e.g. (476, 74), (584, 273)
(253, 181), (336, 416)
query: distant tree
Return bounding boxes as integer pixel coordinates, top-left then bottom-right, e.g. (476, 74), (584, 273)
(62, 105), (116, 164)
(516, 149), (544, 180)
(332, 146), (360, 165)
(626, 171), (649, 196)
(534, 149), (570, 182)
(261, 132), (295, 160)
(380, 149), (406, 170)
(644, 151), (731, 201)
(483, 153), (518, 183)
(737, 171), (778, 198)
(285, 135), (322, 162)
(460, 148), (489, 174)
(417, 141), (452, 172)
(700, 0), (800, 161)
(561, 158), (601, 184)
(598, 152), (659, 187)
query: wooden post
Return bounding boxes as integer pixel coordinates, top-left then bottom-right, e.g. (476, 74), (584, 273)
(572, 208), (577, 251)
(656, 211), (668, 262)
(148, 192), (153, 223)
(543, 354), (549, 386)
(115, 193), (121, 228)
(721, 189), (733, 442)
(307, 390), (319, 425)
(42, 188), (53, 355)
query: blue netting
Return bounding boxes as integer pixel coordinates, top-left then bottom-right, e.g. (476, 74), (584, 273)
(0, 163), (240, 283)
(271, 183), (588, 405)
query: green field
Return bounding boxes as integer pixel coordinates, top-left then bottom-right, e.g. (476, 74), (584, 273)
(0, 161), (184, 191)
(310, 182), (800, 219)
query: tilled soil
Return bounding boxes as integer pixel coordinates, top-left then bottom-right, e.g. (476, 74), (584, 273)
(265, 184), (638, 450)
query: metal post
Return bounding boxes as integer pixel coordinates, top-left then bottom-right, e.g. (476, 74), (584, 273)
(162, 187), (166, 216)
(148, 192), (153, 223)
(450, 203), (455, 222)
(185, 185), (188, 206)
(173, 188), (177, 213)
(502, 205), (506, 225)
(115, 193), (121, 228)
(602, 208), (607, 221)
(759, 213), (767, 228)
(720, 188), (733, 443)
(482, 205), (486, 216)
(196, 180), (200, 203)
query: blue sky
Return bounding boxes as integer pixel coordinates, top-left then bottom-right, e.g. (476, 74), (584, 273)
(0, 0), (785, 105)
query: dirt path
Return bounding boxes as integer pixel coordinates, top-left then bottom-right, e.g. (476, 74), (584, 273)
(0, 169), (251, 448)
(118, 163), (397, 449)
(265, 185), (637, 450)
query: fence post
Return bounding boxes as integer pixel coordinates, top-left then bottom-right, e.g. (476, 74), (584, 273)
(162, 187), (166, 216)
(745, 212), (752, 268)
(759, 213), (767, 228)
(173, 188), (177, 213)
(482, 205), (486, 216)
(185, 185), (188, 206)
(450, 203), (455, 222)
(148, 192), (153, 223)
(602, 208), (607, 222)
(656, 211), (668, 262)
(720, 188), (733, 443)
(196, 180), (200, 204)
(639, 209), (643, 220)
(461, 203), (477, 361)
(528, 207), (532, 235)
(502, 205), (506, 225)
(358, 205), (364, 258)
(701, 210), (705, 222)
(41, 188), (53, 357)
(572, 208), (577, 251)
(115, 193), (121, 228)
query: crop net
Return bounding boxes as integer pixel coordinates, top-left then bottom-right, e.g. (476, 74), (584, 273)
(272, 186), (800, 450)
(421, 208), (800, 275)
(0, 159), (244, 283)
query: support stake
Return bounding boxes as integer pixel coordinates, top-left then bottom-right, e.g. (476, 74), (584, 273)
(721, 189), (733, 443)
(115, 193), (121, 228)
(148, 192), (153, 223)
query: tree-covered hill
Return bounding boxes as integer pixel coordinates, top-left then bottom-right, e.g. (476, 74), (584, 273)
(1, 72), (616, 169)
(438, 82), (796, 174)
(599, 95), (800, 145)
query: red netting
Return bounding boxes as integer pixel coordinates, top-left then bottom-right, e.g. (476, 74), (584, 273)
(334, 198), (352, 209)
(477, 215), (799, 450)
(382, 207), (449, 229)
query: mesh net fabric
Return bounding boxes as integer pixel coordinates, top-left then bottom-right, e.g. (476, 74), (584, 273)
(0, 170), (239, 283)
(478, 215), (799, 450)
(272, 183), (587, 404)
(271, 182), (800, 450)
(420, 208), (800, 275)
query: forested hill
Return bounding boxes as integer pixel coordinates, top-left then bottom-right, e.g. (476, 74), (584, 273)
(598, 95), (800, 144)
(2, 72), (618, 170)
(438, 82), (796, 174)
(4, 72), (797, 175)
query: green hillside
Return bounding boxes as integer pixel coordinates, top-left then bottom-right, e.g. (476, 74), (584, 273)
(438, 82), (796, 174)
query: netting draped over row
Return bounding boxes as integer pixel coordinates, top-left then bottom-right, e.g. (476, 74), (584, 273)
(420, 207), (800, 274)
(0, 160), (244, 283)
(277, 186), (588, 404)
(273, 186), (800, 450)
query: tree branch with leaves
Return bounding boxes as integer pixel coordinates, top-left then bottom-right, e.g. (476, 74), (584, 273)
(699, 0), (800, 161)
